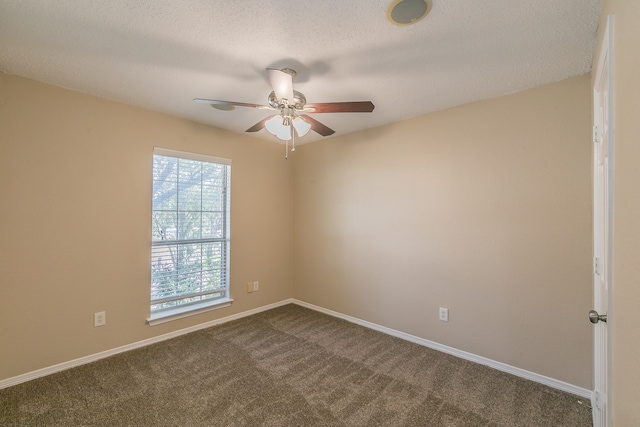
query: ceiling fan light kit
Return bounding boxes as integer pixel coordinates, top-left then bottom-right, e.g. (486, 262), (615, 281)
(265, 115), (292, 140)
(194, 67), (375, 158)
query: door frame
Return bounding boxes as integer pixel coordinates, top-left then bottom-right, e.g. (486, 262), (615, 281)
(592, 14), (614, 427)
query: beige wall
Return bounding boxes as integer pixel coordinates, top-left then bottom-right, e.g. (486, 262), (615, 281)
(594, 2), (640, 425)
(293, 75), (593, 388)
(0, 74), (293, 380)
(1, 71), (597, 393)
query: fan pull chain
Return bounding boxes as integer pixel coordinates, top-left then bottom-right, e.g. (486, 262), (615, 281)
(291, 126), (296, 152)
(284, 124), (296, 159)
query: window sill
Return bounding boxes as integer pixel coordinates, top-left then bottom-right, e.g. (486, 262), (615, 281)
(146, 298), (233, 326)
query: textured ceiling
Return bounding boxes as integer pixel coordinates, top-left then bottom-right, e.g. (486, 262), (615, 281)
(0, 0), (602, 144)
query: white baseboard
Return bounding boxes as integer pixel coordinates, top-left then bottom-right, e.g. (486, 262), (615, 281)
(293, 299), (592, 400)
(0, 299), (294, 390)
(1, 297), (592, 401)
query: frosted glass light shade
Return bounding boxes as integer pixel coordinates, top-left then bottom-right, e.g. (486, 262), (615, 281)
(293, 117), (311, 137)
(264, 115), (292, 140)
(265, 115), (283, 135)
(276, 125), (291, 140)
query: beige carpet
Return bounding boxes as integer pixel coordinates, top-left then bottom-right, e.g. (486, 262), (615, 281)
(0, 304), (592, 426)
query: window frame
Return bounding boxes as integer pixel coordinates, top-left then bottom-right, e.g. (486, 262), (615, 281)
(147, 147), (232, 326)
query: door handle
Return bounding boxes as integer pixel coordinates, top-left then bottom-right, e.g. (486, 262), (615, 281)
(589, 310), (607, 324)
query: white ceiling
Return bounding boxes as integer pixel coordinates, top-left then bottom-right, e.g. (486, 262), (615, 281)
(0, 0), (602, 144)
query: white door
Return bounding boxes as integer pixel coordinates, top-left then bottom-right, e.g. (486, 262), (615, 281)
(591, 15), (613, 427)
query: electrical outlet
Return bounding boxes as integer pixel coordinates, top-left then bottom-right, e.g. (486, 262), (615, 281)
(247, 282), (254, 293)
(253, 281), (259, 292)
(94, 311), (106, 327)
(439, 307), (449, 322)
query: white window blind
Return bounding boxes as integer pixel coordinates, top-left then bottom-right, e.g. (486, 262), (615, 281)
(150, 148), (231, 317)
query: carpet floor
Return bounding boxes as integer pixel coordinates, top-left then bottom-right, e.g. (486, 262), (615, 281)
(0, 304), (593, 426)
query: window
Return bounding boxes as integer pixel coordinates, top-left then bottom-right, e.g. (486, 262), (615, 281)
(148, 148), (231, 325)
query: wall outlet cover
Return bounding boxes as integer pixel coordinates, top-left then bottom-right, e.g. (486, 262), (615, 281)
(94, 311), (106, 327)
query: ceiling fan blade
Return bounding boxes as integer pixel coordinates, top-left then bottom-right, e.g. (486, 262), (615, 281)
(267, 68), (294, 104)
(299, 115), (335, 137)
(193, 98), (271, 110)
(303, 101), (375, 113)
(245, 116), (275, 133)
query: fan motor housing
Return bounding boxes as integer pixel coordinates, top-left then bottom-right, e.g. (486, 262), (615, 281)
(268, 90), (307, 110)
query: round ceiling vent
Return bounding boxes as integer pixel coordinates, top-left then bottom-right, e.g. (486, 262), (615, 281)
(387, 0), (432, 26)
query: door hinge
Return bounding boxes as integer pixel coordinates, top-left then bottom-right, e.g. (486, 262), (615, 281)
(592, 390), (604, 410)
(594, 257), (601, 276)
(593, 125), (601, 144)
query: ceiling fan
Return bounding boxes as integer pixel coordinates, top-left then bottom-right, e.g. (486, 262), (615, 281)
(194, 68), (375, 155)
